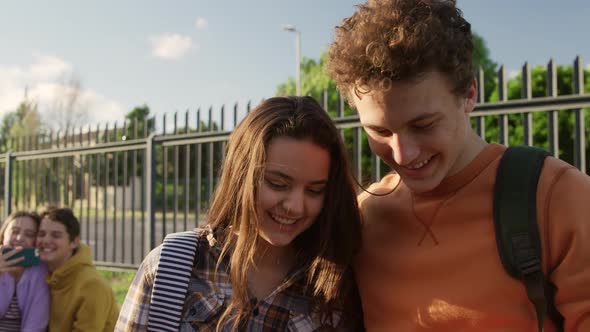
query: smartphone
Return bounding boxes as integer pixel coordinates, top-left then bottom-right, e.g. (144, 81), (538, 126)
(1, 247), (41, 267)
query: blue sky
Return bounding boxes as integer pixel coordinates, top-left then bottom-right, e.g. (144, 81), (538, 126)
(1, 0), (589, 130)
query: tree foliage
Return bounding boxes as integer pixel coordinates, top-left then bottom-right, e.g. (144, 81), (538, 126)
(472, 33), (498, 101)
(46, 74), (89, 132)
(0, 95), (43, 151)
(481, 65), (590, 169)
(124, 104), (155, 139)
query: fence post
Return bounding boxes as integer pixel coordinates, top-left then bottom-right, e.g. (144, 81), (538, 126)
(547, 58), (559, 158)
(337, 92), (344, 118)
(521, 62), (533, 146)
(498, 65), (509, 146)
(573, 56), (586, 173)
(4, 152), (13, 218)
(475, 66), (486, 138)
(144, 133), (157, 251)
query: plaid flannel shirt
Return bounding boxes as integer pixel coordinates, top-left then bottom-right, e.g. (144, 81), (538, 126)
(115, 227), (344, 331)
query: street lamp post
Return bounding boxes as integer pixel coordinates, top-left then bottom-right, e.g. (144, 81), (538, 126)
(281, 24), (301, 96)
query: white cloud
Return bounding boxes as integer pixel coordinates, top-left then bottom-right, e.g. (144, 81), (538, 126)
(195, 17), (208, 30)
(150, 33), (196, 60)
(29, 54), (72, 79)
(80, 90), (125, 125)
(0, 53), (125, 126)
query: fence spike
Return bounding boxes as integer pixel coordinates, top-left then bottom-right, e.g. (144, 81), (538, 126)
(573, 55), (586, 172)
(234, 102), (238, 128)
(123, 120), (128, 141)
(174, 111), (178, 135)
(522, 62), (532, 99)
(196, 108), (201, 132)
(498, 65), (507, 102)
(185, 109), (189, 133)
(208, 106), (213, 131)
(546, 58), (559, 158)
(221, 105), (225, 131)
(477, 66), (485, 103)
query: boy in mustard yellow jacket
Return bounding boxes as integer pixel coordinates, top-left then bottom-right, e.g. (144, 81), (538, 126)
(37, 207), (119, 332)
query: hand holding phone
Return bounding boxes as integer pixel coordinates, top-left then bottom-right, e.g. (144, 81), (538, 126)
(0, 245), (23, 271)
(0, 246), (40, 269)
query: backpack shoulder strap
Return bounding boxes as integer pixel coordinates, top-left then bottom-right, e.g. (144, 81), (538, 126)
(148, 230), (202, 332)
(494, 145), (551, 332)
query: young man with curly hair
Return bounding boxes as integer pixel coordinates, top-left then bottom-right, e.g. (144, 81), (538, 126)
(327, 0), (590, 331)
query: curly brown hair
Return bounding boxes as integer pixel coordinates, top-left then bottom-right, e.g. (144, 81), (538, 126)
(327, 0), (474, 102)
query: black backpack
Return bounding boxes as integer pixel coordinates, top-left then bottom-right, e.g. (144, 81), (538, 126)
(494, 146), (565, 332)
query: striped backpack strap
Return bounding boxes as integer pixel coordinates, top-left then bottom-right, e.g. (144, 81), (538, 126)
(148, 230), (201, 332)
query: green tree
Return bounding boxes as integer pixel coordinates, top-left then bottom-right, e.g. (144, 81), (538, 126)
(124, 104), (155, 139)
(472, 33), (498, 102)
(10, 100), (42, 140)
(0, 97), (45, 208)
(482, 65), (590, 170)
(0, 98), (43, 151)
(276, 52), (348, 117)
(0, 112), (18, 152)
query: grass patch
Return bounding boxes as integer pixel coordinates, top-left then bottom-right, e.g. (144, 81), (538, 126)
(98, 269), (136, 306)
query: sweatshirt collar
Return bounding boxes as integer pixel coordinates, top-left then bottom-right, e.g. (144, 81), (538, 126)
(46, 244), (93, 288)
(415, 143), (505, 197)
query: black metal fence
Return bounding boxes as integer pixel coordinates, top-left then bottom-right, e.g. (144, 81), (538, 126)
(0, 56), (589, 269)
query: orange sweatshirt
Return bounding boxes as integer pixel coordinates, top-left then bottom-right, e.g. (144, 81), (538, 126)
(356, 144), (590, 332)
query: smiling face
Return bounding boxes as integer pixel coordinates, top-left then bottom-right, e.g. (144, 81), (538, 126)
(36, 218), (80, 271)
(256, 137), (330, 248)
(352, 71), (481, 193)
(2, 216), (38, 248)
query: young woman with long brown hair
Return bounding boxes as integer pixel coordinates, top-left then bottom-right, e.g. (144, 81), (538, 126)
(116, 96), (363, 331)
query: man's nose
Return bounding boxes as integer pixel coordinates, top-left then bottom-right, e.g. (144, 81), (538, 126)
(390, 133), (420, 166)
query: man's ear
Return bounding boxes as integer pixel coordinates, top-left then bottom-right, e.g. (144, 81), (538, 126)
(464, 78), (478, 114)
(70, 236), (81, 251)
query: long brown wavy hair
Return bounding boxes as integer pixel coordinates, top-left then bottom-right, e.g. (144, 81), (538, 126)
(327, 0), (474, 102)
(207, 96), (362, 330)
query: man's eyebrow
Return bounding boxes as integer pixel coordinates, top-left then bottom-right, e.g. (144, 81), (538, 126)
(409, 111), (441, 122)
(265, 170), (328, 185)
(362, 112), (441, 129)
